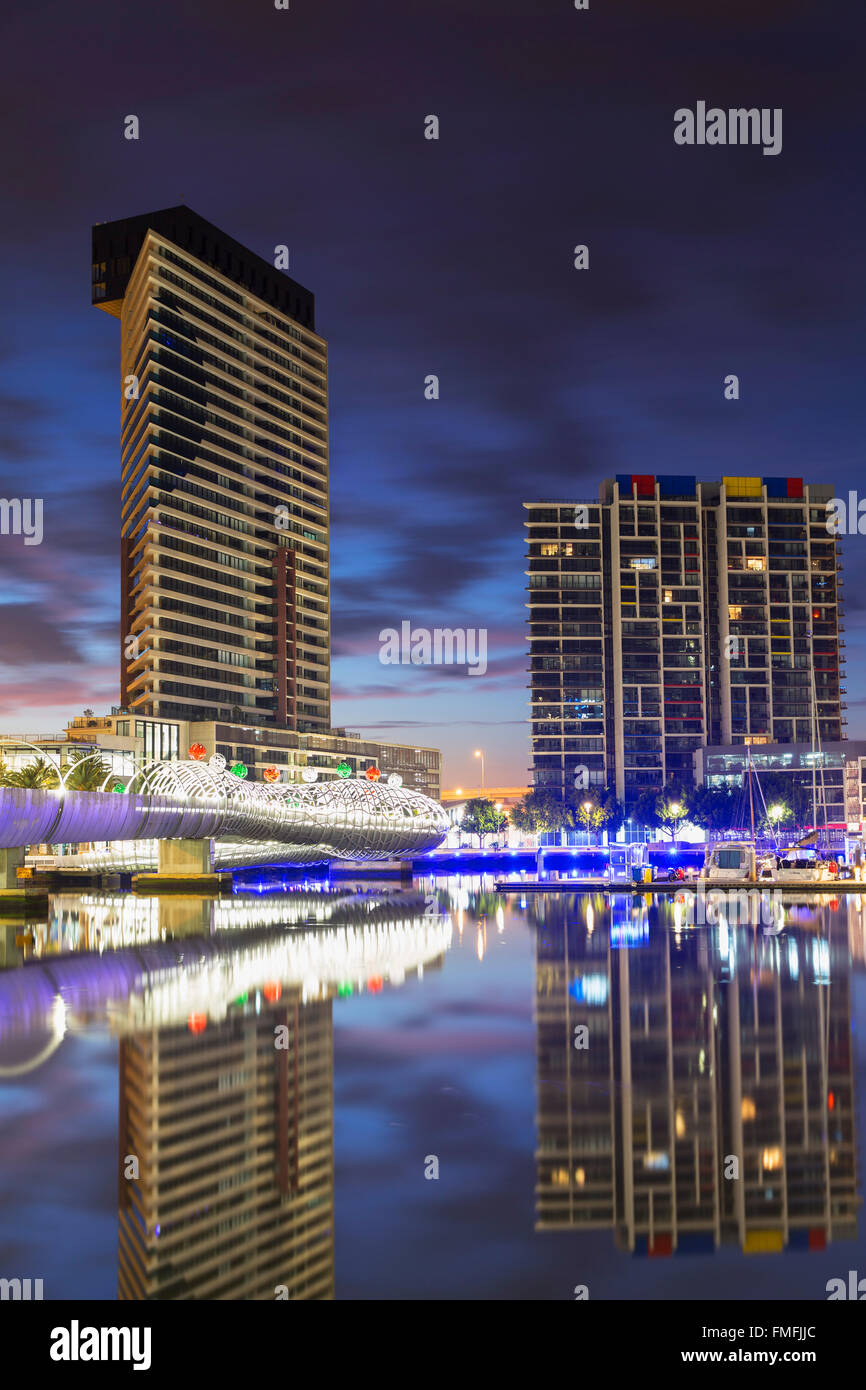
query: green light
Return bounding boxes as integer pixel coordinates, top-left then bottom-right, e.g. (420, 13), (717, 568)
(337, 982), (353, 997)
(230, 762), (248, 778)
(336, 761), (352, 778)
(112, 783), (125, 793)
(234, 992), (249, 1006)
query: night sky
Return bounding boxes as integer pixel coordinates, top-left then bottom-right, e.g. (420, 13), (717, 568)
(1, 0), (864, 786)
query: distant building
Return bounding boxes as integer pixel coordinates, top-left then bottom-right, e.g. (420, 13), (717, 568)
(525, 475), (845, 810)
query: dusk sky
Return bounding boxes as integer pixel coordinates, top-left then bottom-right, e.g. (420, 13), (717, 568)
(1, 0), (864, 787)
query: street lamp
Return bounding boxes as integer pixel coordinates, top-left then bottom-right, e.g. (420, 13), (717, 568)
(669, 801), (682, 850)
(474, 748), (485, 795)
(769, 803), (784, 822)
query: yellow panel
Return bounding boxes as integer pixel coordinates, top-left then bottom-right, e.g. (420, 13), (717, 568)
(724, 476), (762, 497)
(743, 1229), (784, 1254)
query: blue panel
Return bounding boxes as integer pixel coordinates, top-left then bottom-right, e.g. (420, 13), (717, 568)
(657, 475), (696, 498)
(764, 476), (786, 497)
(676, 1232), (716, 1254)
(787, 1229), (810, 1250)
(632, 1236), (648, 1257)
(616, 473), (632, 494)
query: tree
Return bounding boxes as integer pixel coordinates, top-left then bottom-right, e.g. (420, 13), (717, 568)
(63, 748), (115, 791)
(5, 757), (59, 789)
(459, 797), (502, 848)
(654, 784), (691, 847)
(510, 787), (573, 837)
(632, 784), (690, 845)
(570, 787), (624, 845)
(689, 785), (738, 833)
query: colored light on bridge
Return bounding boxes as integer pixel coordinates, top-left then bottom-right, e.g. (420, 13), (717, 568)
(301, 767), (319, 783)
(263, 982), (282, 1002)
(234, 992), (249, 1006)
(187, 1013), (207, 1034)
(336, 761), (352, 778)
(387, 773), (402, 787)
(367, 976), (384, 992)
(230, 762), (248, 778)
(365, 766), (381, 781)
(112, 783), (125, 793)
(263, 767), (280, 783)
(209, 753), (227, 772)
(189, 743), (207, 761)
(337, 982), (353, 997)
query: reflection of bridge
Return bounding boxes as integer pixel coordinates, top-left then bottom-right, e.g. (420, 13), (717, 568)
(0, 760), (449, 873)
(0, 890), (452, 1067)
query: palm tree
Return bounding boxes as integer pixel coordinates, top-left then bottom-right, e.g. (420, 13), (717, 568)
(63, 749), (114, 791)
(7, 758), (59, 789)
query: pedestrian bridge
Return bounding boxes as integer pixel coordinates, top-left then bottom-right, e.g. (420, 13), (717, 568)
(0, 760), (450, 865)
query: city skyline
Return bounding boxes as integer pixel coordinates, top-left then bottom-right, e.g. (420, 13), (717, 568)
(1, 0), (864, 791)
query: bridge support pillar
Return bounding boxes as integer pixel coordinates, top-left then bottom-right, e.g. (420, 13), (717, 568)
(158, 839), (214, 875)
(133, 839), (229, 895)
(0, 847), (25, 889)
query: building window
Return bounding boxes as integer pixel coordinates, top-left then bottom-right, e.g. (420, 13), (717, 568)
(746, 557), (766, 572)
(630, 557), (656, 570)
(728, 605), (742, 620)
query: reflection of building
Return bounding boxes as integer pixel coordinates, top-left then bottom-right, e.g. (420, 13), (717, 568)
(525, 476), (843, 809)
(695, 740), (866, 831)
(533, 894), (858, 1255)
(119, 993), (334, 1300)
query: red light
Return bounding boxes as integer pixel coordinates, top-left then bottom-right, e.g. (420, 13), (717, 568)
(365, 765), (381, 781)
(188, 1013), (207, 1034)
(189, 743), (207, 761)
(263, 766), (280, 783)
(367, 976), (384, 993)
(263, 982), (282, 1003)
(828, 1091), (835, 1111)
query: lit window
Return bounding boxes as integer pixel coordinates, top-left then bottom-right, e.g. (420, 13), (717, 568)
(663, 589), (673, 603)
(728, 605), (742, 620)
(540, 543), (559, 556)
(631, 557), (656, 570)
(762, 1146), (783, 1171)
(746, 557), (766, 571)
(741, 1097), (756, 1121)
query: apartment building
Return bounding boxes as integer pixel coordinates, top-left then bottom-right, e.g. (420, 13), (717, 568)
(93, 205), (331, 732)
(525, 475), (844, 808)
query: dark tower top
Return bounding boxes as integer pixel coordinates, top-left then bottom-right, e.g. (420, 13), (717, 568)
(92, 205), (315, 329)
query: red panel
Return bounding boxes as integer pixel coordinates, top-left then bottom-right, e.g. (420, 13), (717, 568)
(808, 1228), (826, 1251)
(633, 475), (655, 497)
(648, 1233), (673, 1257)
(787, 478), (803, 498)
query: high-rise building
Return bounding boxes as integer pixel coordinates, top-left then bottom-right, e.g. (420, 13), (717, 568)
(525, 475), (845, 808)
(93, 205), (331, 732)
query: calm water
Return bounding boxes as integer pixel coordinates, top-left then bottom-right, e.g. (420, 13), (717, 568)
(0, 877), (863, 1300)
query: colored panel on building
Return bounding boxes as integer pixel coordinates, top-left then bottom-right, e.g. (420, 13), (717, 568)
(648, 1233), (673, 1257)
(657, 475), (697, 498)
(675, 1232), (715, 1254)
(743, 1229), (784, 1254)
(808, 1228), (827, 1251)
(633, 474), (655, 497)
(724, 476), (762, 498)
(615, 473), (632, 494)
(763, 476), (787, 498)
(787, 477), (804, 498)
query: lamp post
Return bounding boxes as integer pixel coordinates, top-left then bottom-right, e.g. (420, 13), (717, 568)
(474, 749), (485, 795)
(583, 799), (593, 846)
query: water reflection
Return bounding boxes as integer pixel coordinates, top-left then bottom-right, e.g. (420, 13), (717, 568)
(532, 892), (857, 1256)
(0, 888), (451, 1300)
